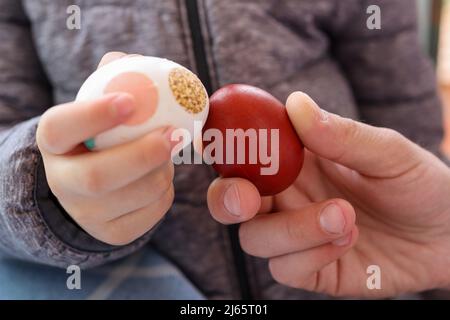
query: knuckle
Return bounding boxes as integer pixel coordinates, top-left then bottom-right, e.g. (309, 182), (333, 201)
(110, 238), (135, 246)
(143, 189), (173, 228)
(46, 161), (73, 199)
(102, 51), (125, 59)
(143, 135), (171, 165)
(46, 174), (65, 199)
(165, 163), (175, 182)
(329, 118), (361, 162)
(238, 224), (256, 256)
(340, 118), (360, 145)
(285, 213), (304, 243)
(101, 224), (138, 246)
(80, 166), (107, 196)
(95, 187), (174, 246)
(98, 51), (127, 67)
(106, 233), (137, 246)
(156, 166), (174, 192)
(138, 149), (153, 170)
(138, 138), (160, 168)
(84, 104), (101, 124)
(37, 110), (58, 152)
(167, 184), (175, 203)
(268, 259), (291, 286)
(66, 204), (93, 225)
(269, 259), (304, 289)
(159, 185), (175, 213)
(70, 201), (112, 227)
(380, 127), (404, 144)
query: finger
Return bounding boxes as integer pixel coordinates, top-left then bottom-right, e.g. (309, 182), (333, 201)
(269, 183), (313, 212)
(97, 51), (127, 68)
(98, 52), (143, 69)
(37, 93), (136, 155)
(259, 196), (273, 214)
(65, 163), (174, 222)
(268, 227), (358, 292)
(57, 127), (175, 196)
(239, 199), (356, 258)
(193, 133), (203, 155)
(285, 92), (420, 177)
(207, 177), (261, 224)
(87, 185), (174, 246)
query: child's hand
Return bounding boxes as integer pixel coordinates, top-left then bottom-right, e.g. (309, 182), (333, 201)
(36, 52), (176, 245)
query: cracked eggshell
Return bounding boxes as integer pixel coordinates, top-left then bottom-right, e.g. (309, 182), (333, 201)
(76, 56), (209, 150)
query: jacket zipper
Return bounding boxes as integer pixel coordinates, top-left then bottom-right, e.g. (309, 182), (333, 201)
(184, 0), (253, 300)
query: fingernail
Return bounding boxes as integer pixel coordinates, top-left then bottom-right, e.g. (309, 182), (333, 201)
(286, 92), (327, 133)
(332, 233), (352, 246)
(224, 184), (241, 217)
(319, 203), (346, 235)
(111, 94), (135, 118)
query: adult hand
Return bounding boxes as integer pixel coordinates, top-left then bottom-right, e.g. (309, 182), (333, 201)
(207, 92), (450, 297)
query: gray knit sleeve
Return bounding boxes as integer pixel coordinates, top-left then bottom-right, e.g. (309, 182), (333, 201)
(0, 0), (151, 268)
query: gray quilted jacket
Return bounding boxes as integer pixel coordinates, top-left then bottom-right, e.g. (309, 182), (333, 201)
(0, 0), (447, 299)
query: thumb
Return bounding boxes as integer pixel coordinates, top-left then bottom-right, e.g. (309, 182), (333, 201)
(285, 92), (421, 177)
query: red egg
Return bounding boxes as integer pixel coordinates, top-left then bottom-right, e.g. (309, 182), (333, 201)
(202, 84), (304, 196)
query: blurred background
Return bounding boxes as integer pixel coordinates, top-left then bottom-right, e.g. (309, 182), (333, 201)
(419, 0), (450, 155)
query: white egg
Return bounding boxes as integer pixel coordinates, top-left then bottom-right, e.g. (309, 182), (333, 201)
(76, 56), (209, 150)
